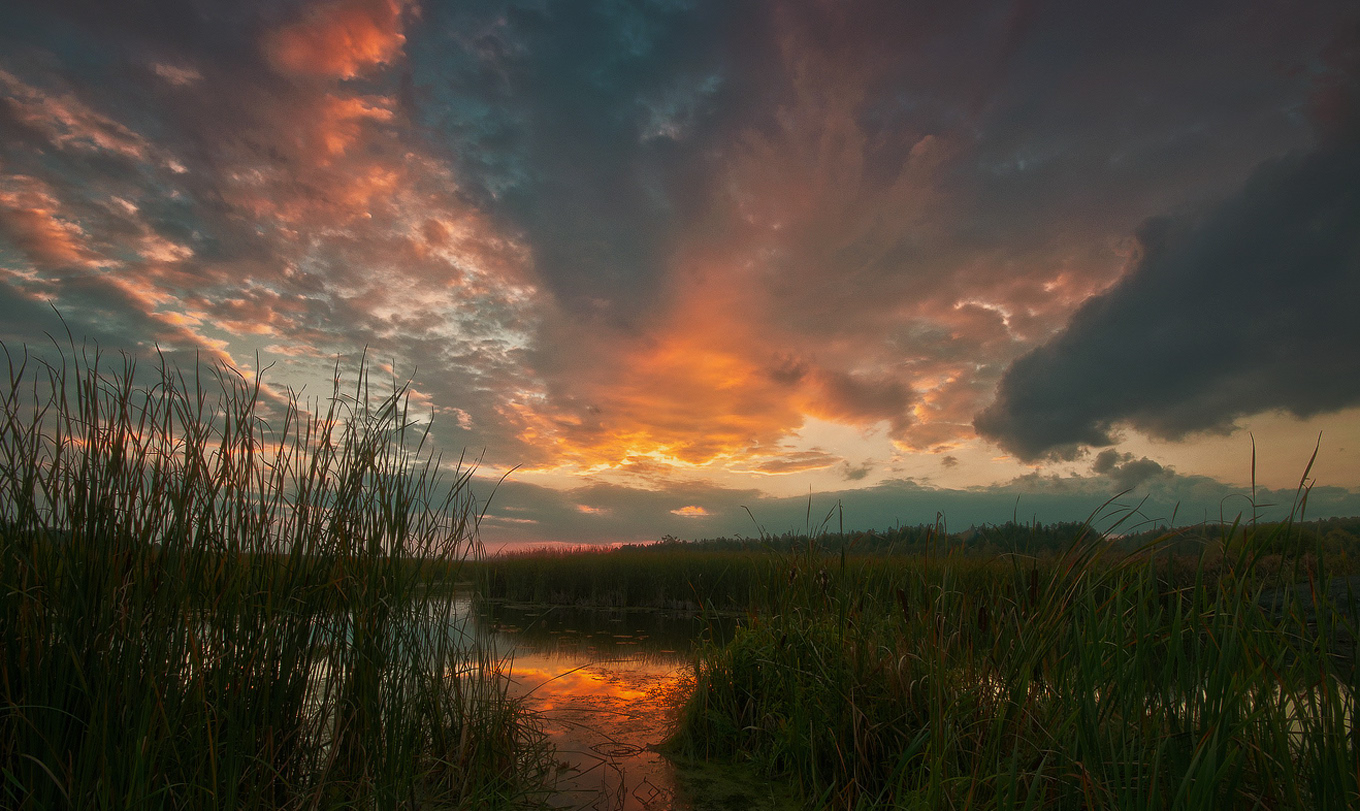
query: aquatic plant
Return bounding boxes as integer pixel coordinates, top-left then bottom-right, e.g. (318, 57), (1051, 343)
(0, 339), (549, 809)
(672, 503), (1360, 809)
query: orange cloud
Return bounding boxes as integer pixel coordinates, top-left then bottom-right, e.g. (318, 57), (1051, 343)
(486, 6), (978, 473)
(206, 85), (409, 226)
(669, 505), (709, 517)
(502, 202), (928, 476)
(313, 94), (396, 159)
(263, 0), (410, 80)
(509, 287), (809, 471)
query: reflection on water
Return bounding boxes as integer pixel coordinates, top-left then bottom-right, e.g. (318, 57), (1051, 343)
(467, 599), (735, 811)
(512, 658), (691, 810)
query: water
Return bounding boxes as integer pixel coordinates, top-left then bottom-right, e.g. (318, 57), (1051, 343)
(466, 599), (725, 811)
(451, 598), (796, 811)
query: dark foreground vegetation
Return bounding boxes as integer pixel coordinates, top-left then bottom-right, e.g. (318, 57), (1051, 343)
(478, 544), (772, 610)
(7, 333), (1357, 811)
(484, 514), (1360, 809)
(0, 344), (548, 810)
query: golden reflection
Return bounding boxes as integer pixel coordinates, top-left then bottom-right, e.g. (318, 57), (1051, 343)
(505, 650), (692, 811)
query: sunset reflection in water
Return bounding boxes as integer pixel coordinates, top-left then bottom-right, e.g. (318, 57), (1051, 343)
(474, 601), (722, 811)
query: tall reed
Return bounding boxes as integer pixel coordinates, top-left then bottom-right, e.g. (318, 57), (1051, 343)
(0, 340), (547, 809)
(671, 509), (1360, 809)
(478, 545), (774, 610)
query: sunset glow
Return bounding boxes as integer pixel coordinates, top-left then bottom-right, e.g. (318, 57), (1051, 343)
(2, 1), (1358, 546)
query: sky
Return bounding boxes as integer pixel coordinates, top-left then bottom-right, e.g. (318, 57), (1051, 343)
(1, 0), (1358, 547)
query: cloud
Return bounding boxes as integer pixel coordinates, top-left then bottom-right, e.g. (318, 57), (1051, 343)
(0, 69), (151, 161)
(0, 1), (555, 469)
(742, 450), (842, 474)
(383, 1), (1360, 479)
(476, 465), (1360, 548)
(1090, 449), (1172, 491)
(0, 177), (103, 270)
(263, 0), (411, 80)
(151, 63), (202, 87)
(977, 23), (1360, 461)
(841, 461), (874, 481)
(975, 136), (1360, 460)
(670, 505), (710, 517)
(804, 369), (915, 437)
(494, 0), (1353, 464)
(3, 0), (1358, 525)
(413, 0), (752, 317)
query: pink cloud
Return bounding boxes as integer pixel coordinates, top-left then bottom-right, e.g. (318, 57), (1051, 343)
(263, 0), (411, 80)
(0, 179), (102, 270)
(0, 70), (151, 161)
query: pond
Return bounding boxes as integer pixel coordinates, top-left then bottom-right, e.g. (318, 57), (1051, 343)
(461, 598), (798, 811)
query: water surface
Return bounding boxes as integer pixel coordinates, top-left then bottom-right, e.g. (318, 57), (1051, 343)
(462, 600), (795, 810)
(471, 601), (718, 810)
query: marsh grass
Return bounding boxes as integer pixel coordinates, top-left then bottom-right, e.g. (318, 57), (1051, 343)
(478, 545), (775, 610)
(671, 506), (1360, 809)
(0, 340), (549, 809)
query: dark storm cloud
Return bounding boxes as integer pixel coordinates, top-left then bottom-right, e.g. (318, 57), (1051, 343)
(975, 137), (1360, 460)
(1090, 449), (1171, 492)
(976, 22), (1360, 461)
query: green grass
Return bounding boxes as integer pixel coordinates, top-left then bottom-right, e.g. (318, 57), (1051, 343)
(0, 340), (550, 809)
(668, 516), (1360, 809)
